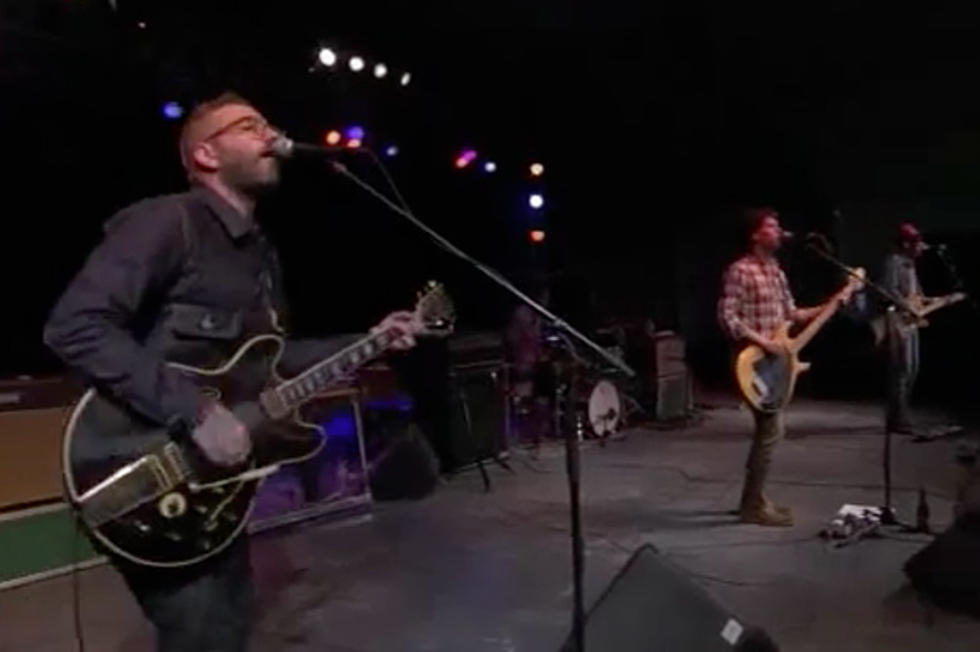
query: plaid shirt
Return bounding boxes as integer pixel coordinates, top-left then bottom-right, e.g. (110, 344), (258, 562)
(718, 254), (796, 341)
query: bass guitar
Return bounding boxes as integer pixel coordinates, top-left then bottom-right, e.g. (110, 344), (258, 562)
(734, 270), (865, 413)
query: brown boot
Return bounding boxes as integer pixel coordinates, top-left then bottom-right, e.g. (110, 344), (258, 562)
(740, 504), (794, 527)
(763, 494), (793, 519)
(739, 470), (794, 526)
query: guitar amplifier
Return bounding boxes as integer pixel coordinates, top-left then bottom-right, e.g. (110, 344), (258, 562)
(656, 372), (693, 420)
(447, 331), (504, 367)
(448, 360), (507, 468)
(0, 376), (82, 510)
(649, 331), (693, 420)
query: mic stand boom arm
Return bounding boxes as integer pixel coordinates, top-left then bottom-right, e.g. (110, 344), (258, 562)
(804, 238), (920, 317)
(329, 160), (635, 378)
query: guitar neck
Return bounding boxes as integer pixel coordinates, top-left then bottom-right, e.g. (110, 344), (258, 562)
(790, 293), (844, 352)
(918, 294), (963, 318)
(261, 329), (400, 416)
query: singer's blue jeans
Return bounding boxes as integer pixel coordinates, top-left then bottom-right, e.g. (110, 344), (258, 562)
(117, 535), (253, 652)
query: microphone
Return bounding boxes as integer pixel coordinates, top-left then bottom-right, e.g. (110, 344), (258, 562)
(780, 230), (795, 240)
(268, 136), (355, 159)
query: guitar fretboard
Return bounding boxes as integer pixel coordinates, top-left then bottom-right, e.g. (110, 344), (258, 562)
(273, 329), (397, 411)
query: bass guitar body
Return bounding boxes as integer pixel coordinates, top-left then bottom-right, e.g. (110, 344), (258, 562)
(734, 322), (810, 413)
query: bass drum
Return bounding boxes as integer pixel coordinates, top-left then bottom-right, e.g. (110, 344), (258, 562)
(587, 379), (622, 438)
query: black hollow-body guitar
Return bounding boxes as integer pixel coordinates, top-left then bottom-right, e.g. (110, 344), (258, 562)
(62, 283), (453, 567)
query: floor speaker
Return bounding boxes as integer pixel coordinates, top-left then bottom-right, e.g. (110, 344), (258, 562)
(367, 421), (440, 501)
(904, 516), (980, 615)
(561, 544), (779, 651)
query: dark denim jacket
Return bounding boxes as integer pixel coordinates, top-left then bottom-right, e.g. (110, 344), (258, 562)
(44, 186), (356, 430)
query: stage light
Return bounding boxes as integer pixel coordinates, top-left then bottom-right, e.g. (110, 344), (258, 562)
(349, 56), (365, 72)
(346, 138), (363, 149)
(454, 149), (478, 169)
(345, 126), (365, 141)
(529, 193), (545, 209)
(161, 101), (184, 120)
(529, 229), (546, 243)
(324, 130), (342, 146)
(484, 161), (497, 173)
(374, 63), (388, 79)
(318, 48), (337, 67)
(137, 21), (147, 30)
(385, 145), (399, 157)
(530, 162), (544, 177)
(400, 72), (412, 86)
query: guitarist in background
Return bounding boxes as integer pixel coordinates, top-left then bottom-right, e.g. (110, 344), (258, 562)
(43, 92), (416, 651)
(718, 208), (829, 527)
(882, 222), (928, 435)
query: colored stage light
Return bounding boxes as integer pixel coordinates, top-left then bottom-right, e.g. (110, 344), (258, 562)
(162, 101), (184, 120)
(455, 149), (478, 169)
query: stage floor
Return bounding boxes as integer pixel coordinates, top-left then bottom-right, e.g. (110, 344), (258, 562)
(3, 398), (980, 651)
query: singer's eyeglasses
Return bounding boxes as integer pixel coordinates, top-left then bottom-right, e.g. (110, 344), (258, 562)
(204, 115), (281, 142)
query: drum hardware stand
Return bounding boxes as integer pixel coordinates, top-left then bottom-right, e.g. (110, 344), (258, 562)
(326, 155), (636, 651)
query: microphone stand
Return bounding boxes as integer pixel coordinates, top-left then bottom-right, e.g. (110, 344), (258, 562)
(802, 236), (921, 526)
(934, 245), (980, 316)
(329, 156), (635, 652)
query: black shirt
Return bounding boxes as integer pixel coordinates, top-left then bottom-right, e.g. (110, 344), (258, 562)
(44, 185), (355, 430)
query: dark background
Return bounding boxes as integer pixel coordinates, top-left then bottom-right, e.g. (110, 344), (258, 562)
(4, 2), (980, 415)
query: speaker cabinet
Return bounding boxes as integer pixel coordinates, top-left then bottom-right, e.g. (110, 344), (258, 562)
(448, 361), (507, 468)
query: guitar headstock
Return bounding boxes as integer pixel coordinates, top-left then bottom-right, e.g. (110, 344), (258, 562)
(842, 267), (866, 300)
(413, 281), (455, 337)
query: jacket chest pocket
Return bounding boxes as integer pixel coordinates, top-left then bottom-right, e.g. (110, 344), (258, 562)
(166, 303), (243, 341)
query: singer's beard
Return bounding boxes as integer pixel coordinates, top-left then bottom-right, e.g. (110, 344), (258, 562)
(221, 156), (281, 199)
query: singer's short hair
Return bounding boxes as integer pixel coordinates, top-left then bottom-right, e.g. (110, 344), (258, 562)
(739, 207), (779, 250)
(178, 91), (256, 182)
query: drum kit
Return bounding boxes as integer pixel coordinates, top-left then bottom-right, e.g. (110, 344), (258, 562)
(546, 334), (638, 441)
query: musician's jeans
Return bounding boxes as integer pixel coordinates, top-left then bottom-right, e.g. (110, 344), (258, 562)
(886, 328), (920, 431)
(741, 409), (785, 510)
(117, 535), (253, 652)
